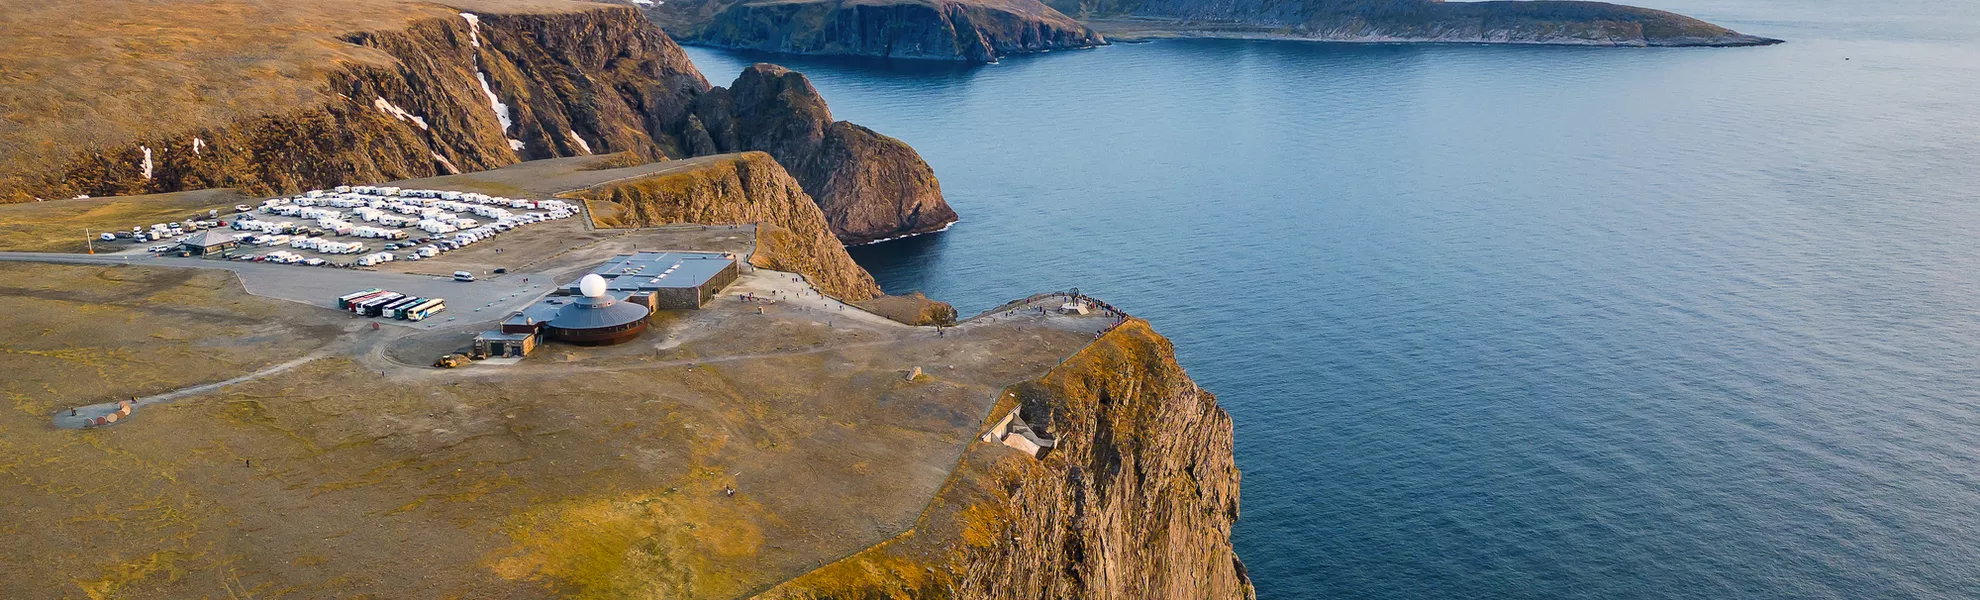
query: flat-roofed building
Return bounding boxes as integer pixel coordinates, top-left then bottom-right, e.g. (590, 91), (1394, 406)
(564, 251), (740, 309)
(473, 330), (537, 358)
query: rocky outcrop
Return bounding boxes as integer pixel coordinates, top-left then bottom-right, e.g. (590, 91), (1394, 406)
(1066, 0), (1780, 46)
(4, 2), (955, 246)
(757, 318), (1252, 599)
(645, 0), (1105, 62)
(567, 152), (884, 301)
(691, 64), (959, 245)
(854, 291), (960, 326)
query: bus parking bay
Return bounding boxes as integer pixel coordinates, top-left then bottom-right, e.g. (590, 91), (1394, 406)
(105, 254), (561, 330)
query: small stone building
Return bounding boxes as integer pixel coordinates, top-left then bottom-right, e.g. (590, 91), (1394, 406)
(473, 330), (537, 358)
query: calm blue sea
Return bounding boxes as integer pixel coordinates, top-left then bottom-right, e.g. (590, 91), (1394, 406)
(684, 1), (1980, 597)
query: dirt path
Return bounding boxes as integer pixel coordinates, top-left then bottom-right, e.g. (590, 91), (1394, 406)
(51, 344), (342, 429)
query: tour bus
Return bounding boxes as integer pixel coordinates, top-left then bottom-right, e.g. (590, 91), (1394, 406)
(403, 298), (446, 321)
(346, 291), (396, 313)
(384, 297), (422, 319)
(341, 290), (391, 310)
(389, 297), (430, 319)
(336, 288), (383, 310)
(349, 291), (397, 311)
(359, 293), (405, 317)
(381, 296), (422, 319)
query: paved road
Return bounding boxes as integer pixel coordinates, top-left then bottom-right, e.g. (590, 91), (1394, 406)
(0, 252), (550, 330)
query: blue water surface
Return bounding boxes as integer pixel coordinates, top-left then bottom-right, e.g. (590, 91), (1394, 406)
(684, 1), (1980, 597)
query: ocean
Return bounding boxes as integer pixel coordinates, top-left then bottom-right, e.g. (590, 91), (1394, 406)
(682, 1), (1980, 596)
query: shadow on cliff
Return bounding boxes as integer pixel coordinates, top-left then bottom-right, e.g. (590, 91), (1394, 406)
(845, 229), (954, 295)
(688, 46), (990, 84)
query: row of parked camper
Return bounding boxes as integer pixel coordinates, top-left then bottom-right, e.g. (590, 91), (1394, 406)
(254, 186), (575, 259)
(336, 288), (447, 321)
(250, 251), (328, 266)
(104, 211), (228, 243)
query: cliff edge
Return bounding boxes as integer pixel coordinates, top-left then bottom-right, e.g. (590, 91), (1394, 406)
(756, 318), (1253, 599)
(645, 0), (1107, 62)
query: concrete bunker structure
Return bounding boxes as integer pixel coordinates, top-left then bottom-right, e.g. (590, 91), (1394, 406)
(982, 407), (1056, 459)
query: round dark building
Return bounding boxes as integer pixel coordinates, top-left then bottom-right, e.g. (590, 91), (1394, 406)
(545, 274), (650, 345)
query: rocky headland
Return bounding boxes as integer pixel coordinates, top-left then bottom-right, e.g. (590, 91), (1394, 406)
(1065, 0), (1780, 46)
(0, 0), (956, 243)
(643, 0), (1107, 62)
(755, 317), (1254, 599)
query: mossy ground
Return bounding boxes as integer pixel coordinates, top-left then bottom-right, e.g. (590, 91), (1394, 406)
(0, 261), (1111, 598)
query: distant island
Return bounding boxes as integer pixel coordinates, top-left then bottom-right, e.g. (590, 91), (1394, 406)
(1072, 0), (1783, 47)
(638, 0), (1779, 62)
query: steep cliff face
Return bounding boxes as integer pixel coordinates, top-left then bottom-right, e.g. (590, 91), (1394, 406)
(757, 318), (1252, 599)
(691, 64), (959, 245)
(1064, 0), (1780, 46)
(952, 319), (1250, 599)
(4, 1), (955, 245)
(647, 0), (1105, 62)
(20, 7), (705, 203)
(568, 152), (884, 301)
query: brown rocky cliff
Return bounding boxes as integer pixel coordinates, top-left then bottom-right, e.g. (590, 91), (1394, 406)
(693, 64), (960, 245)
(29, 7), (705, 202)
(755, 318), (1253, 599)
(648, 0), (1106, 62)
(7, 3), (954, 246)
(566, 152), (884, 301)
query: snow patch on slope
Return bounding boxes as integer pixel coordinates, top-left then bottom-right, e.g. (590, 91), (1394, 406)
(460, 12), (481, 47)
(373, 97), (430, 130)
(139, 146), (154, 180)
(567, 130), (593, 154)
(432, 153), (462, 175)
(475, 73), (514, 132)
(192, 138), (205, 155)
(461, 13), (522, 152)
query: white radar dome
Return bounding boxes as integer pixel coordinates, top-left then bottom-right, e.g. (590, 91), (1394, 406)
(579, 273), (607, 298)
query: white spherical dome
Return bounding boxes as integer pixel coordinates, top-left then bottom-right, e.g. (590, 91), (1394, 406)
(579, 273), (607, 298)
